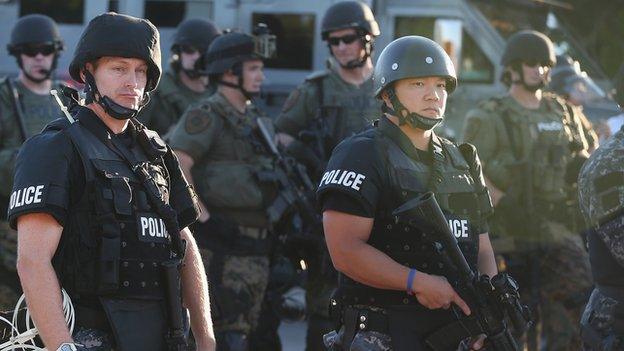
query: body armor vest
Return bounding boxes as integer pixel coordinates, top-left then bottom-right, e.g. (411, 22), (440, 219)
(57, 119), (173, 300)
(588, 219), (624, 288)
(339, 131), (490, 307)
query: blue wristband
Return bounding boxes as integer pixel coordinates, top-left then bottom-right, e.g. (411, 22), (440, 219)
(406, 268), (417, 295)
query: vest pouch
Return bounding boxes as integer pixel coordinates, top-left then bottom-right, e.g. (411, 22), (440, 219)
(99, 297), (167, 351)
(196, 161), (264, 210)
(97, 235), (121, 295)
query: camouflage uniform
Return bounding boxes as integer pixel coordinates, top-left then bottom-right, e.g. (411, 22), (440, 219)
(137, 70), (214, 136)
(169, 92), (276, 342)
(0, 78), (65, 311)
(462, 93), (593, 350)
(578, 127), (624, 350)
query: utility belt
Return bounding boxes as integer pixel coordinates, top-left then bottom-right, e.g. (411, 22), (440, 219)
(195, 216), (271, 256)
(335, 284), (424, 308)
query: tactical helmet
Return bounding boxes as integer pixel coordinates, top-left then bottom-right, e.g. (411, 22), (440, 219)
(550, 55), (605, 103)
(204, 25), (275, 75)
(7, 14), (64, 56)
(374, 36), (457, 96)
(374, 36), (456, 131)
(172, 18), (220, 55)
(69, 12), (162, 92)
(501, 30), (556, 67)
(321, 1), (380, 40)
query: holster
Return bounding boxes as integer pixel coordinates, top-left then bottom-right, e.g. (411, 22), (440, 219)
(100, 297), (168, 351)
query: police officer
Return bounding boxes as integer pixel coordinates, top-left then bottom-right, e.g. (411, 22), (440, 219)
(8, 12), (214, 351)
(274, 3), (382, 348)
(168, 30), (277, 351)
(138, 18), (220, 136)
(578, 125), (624, 350)
(462, 30), (592, 350)
(0, 13), (67, 312)
(318, 36), (497, 351)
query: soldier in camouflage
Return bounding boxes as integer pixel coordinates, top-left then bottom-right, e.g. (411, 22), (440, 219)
(578, 127), (624, 350)
(274, 2), (382, 349)
(0, 14), (66, 312)
(169, 29), (278, 351)
(138, 18), (220, 136)
(462, 30), (593, 350)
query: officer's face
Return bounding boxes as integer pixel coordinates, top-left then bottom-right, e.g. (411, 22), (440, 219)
(179, 46), (201, 71)
(327, 28), (365, 66)
(516, 61), (551, 87)
(392, 77), (448, 118)
(241, 59), (265, 93)
(19, 44), (55, 81)
(87, 57), (148, 110)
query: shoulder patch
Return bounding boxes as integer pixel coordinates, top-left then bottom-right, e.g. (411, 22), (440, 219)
(184, 107), (212, 135)
(281, 88), (301, 113)
(305, 69), (330, 82)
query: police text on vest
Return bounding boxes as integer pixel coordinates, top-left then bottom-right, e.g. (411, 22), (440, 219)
(139, 216), (170, 240)
(319, 169), (366, 191)
(448, 219), (469, 238)
(9, 185), (45, 210)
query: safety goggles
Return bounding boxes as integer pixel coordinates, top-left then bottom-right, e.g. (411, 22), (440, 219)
(179, 44), (198, 55)
(523, 59), (552, 68)
(327, 34), (360, 46)
(20, 44), (56, 57)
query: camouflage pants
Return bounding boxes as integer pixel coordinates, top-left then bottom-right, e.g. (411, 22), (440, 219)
(200, 248), (270, 336)
(0, 220), (21, 312)
(580, 289), (624, 351)
(73, 327), (115, 350)
(323, 327), (392, 351)
(504, 221), (592, 351)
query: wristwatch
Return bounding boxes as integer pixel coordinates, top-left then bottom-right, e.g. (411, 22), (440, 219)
(56, 343), (78, 351)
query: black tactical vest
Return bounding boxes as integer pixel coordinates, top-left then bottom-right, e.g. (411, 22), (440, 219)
(56, 119), (173, 300)
(338, 131), (491, 307)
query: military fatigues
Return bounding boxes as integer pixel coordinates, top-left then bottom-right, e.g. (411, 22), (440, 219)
(138, 70), (214, 136)
(169, 92), (278, 342)
(275, 66), (381, 349)
(0, 78), (66, 311)
(317, 117), (492, 350)
(462, 93), (593, 350)
(7, 105), (199, 350)
(578, 128), (624, 350)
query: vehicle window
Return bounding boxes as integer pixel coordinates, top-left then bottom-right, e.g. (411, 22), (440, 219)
(252, 13), (315, 70)
(20, 0), (84, 24)
(460, 30), (494, 83)
(145, 1), (186, 27)
(394, 16), (435, 38)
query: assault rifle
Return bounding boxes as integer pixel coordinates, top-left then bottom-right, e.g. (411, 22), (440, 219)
(393, 192), (531, 351)
(256, 117), (329, 273)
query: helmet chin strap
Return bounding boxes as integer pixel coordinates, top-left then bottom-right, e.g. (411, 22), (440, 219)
(332, 34), (373, 70)
(84, 71), (147, 120)
(383, 87), (443, 131)
(218, 74), (258, 101)
(511, 67), (546, 93)
(17, 55), (58, 83)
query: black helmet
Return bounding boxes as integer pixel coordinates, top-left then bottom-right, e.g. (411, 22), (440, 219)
(321, 1), (380, 40)
(69, 12), (162, 92)
(374, 36), (457, 96)
(550, 55), (605, 103)
(7, 14), (64, 56)
(172, 18), (220, 54)
(501, 30), (556, 67)
(69, 12), (162, 120)
(374, 36), (456, 131)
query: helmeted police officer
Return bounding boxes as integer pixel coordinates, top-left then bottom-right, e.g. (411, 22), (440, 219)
(138, 18), (220, 136)
(274, 3), (382, 348)
(168, 29), (278, 351)
(8, 12), (214, 351)
(578, 121), (624, 351)
(0, 13), (68, 312)
(462, 30), (593, 350)
(318, 36), (498, 351)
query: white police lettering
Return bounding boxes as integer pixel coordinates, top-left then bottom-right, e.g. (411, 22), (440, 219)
(448, 219), (469, 238)
(140, 216), (170, 239)
(9, 185), (45, 210)
(319, 169), (366, 191)
(537, 121), (562, 132)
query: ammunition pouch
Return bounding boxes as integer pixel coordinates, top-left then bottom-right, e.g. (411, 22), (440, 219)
(99, 297), (168, 351)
